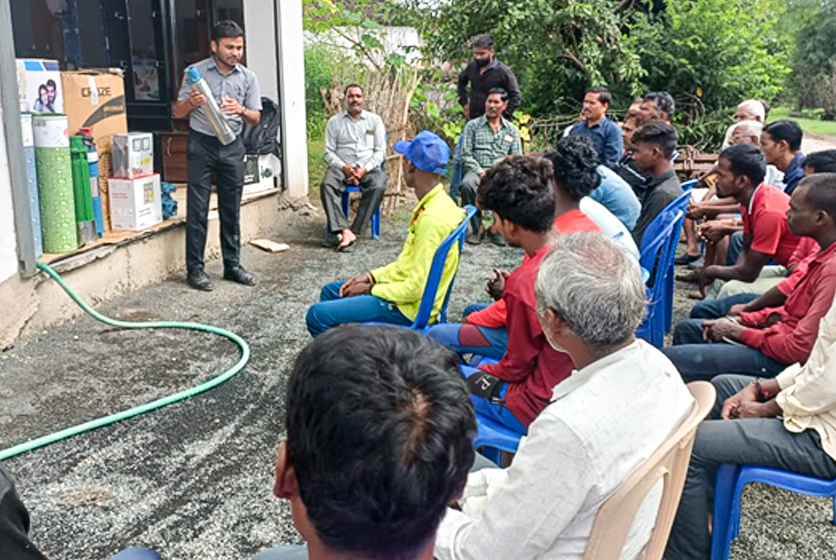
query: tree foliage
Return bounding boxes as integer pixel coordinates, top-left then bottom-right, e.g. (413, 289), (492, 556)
(788, 0), (836, 117)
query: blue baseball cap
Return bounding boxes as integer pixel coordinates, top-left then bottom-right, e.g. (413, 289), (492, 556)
(393, 130), (450, 175)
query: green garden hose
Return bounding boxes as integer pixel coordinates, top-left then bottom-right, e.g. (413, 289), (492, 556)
(0, 260), (251, 461)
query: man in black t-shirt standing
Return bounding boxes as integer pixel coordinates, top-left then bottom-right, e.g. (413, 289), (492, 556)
(457, 34), (521, 120)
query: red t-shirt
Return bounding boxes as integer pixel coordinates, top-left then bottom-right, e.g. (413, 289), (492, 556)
(554, 209), (602, 234)
(740, 241), (836, 364)
(467, 209), (601, 328)
(740, 184), (803, 268)
(480, 245), (575, 427)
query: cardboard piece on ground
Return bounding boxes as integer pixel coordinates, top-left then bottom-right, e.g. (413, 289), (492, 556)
(249, 239), (290, 253)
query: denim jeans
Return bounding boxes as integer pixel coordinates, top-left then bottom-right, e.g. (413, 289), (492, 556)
(662, 326), (788, 382)
(426, 322), (508, 361)
(688, 293), (760, 320)
(109, 548), (164, 560)
(460, 365), (527, 434)
(664, 374), (836, 560)
(305, 280), (412, 337)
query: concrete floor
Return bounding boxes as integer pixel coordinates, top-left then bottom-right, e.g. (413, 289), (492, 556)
(1, 205), (836, 559)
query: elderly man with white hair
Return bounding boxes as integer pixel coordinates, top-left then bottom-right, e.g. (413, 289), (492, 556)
(434, 232), (693, 560)
(721, 99), (767, 149)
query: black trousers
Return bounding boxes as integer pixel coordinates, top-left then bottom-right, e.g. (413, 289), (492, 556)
(186, 131), (245, 273)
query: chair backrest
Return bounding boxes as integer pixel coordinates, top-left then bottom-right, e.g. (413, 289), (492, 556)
(582, 381), (716, 560)
(411, 205), (478, 329)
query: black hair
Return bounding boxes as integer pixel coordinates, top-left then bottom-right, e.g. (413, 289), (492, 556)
(471, 34), (495, 49)
(38, 84), (47, 94)
(477, 156), (556, 233)
(759, 99), (771, 119)
(545, 136), (602, 201)
(343, 83), (363, 96)
(631, 121), (679, 160)
(799, 173), (836, 218)
(46, 79), (56, 88)
(587, 86), (612, 106)
(285, 325), (476, 559)
(487, 87), (508, 102)
(642, 91), (675, 119)
(719, 143), (766, 187)
(763, 119), (803, 152)
(803, 150), (836, 174)
(212, 20), (244, 41)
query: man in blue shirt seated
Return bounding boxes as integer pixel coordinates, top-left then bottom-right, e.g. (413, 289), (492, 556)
(591, 165), (641, 230)
(568, 86), (623, 167)
(762, 119), (805, 195)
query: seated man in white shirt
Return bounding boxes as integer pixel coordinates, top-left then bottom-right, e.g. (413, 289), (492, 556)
(665, 296), (836, 560)
(434, 232), (694, 560)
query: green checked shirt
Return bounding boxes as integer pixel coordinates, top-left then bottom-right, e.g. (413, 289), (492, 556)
(461, 115), (523, 175)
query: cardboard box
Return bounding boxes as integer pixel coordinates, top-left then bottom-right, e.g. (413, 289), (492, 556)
(108, 173), (163, 231)
(62, 69), (129, 231)
(61, 69), (127, 154)
(112, 132), (154, 179)
(17, 59), (64, 114)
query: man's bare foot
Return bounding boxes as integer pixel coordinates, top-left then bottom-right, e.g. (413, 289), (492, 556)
(337, 229), (356, 251)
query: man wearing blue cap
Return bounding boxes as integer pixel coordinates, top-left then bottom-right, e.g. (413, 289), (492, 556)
(306, 131), (466, 336)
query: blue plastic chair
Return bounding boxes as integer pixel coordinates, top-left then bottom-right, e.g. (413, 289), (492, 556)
(449, 134), (465, 201)
(662, 185), (698, 332)
(710, 464), (836, 560)
(341, 185), (382, 240)
(367, 205), (477, 332)
(636, 205), (686, 347)
(473, 412), (523, 465)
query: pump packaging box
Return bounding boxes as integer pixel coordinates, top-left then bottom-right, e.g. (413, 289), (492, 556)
(109, 173), (163, 231)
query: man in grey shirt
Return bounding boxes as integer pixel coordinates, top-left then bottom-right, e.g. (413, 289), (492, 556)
(321, 84), (387, 252)
(173, 20), (262, 291)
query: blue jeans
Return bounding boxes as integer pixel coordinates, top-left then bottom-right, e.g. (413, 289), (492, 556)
(662, 328), (787, 382)
(306, 280), (412, 337)
(460, 365), (527, 434)
(109, 549), (164, 560)
(426, 322), (508, 361)
(688, 293), (760, 320)
(726, 231), (745, 266)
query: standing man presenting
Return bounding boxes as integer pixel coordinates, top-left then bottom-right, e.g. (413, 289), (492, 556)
(320, 84), (387, 252)
(173, 20), (262, 291)
(458, 34), (521, 120)
(568, 87), (623, 167)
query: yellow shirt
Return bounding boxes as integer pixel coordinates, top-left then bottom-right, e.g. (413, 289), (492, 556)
(370, 184), (465, 322)
(776, 296), (836, 461)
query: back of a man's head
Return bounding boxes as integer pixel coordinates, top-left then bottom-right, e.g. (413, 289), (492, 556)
(284, 325), (476, 559)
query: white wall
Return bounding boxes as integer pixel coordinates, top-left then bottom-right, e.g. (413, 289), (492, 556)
(0, 104), (20, 283)
(243, 0), (279, 101)
(276, 0), (308, 198)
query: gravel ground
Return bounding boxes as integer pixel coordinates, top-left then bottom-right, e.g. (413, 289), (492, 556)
(1, 203), (835, 559)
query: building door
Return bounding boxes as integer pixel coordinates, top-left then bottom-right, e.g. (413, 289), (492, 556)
(102, 0), (172, 131)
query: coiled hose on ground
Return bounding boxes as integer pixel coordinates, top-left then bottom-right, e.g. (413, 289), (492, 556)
(0, 260), (251, 461)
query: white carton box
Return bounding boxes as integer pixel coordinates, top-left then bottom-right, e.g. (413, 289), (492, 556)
(243, 153), (281, 195)
(16, 59), (64, 114)
(109, 173), (162, 231)
(112, 132), (154, 179)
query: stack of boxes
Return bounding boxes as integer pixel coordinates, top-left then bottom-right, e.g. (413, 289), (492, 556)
(108, 133), (163, 231)
(17, 59), (164, 238)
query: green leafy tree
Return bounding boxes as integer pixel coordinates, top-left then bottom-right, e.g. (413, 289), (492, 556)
(412, 0), (647, 115)
(788, 0), (836, 117)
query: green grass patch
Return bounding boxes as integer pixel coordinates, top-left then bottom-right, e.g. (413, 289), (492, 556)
(307, 130), (327, 199)
(770, 106), (836, 137)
